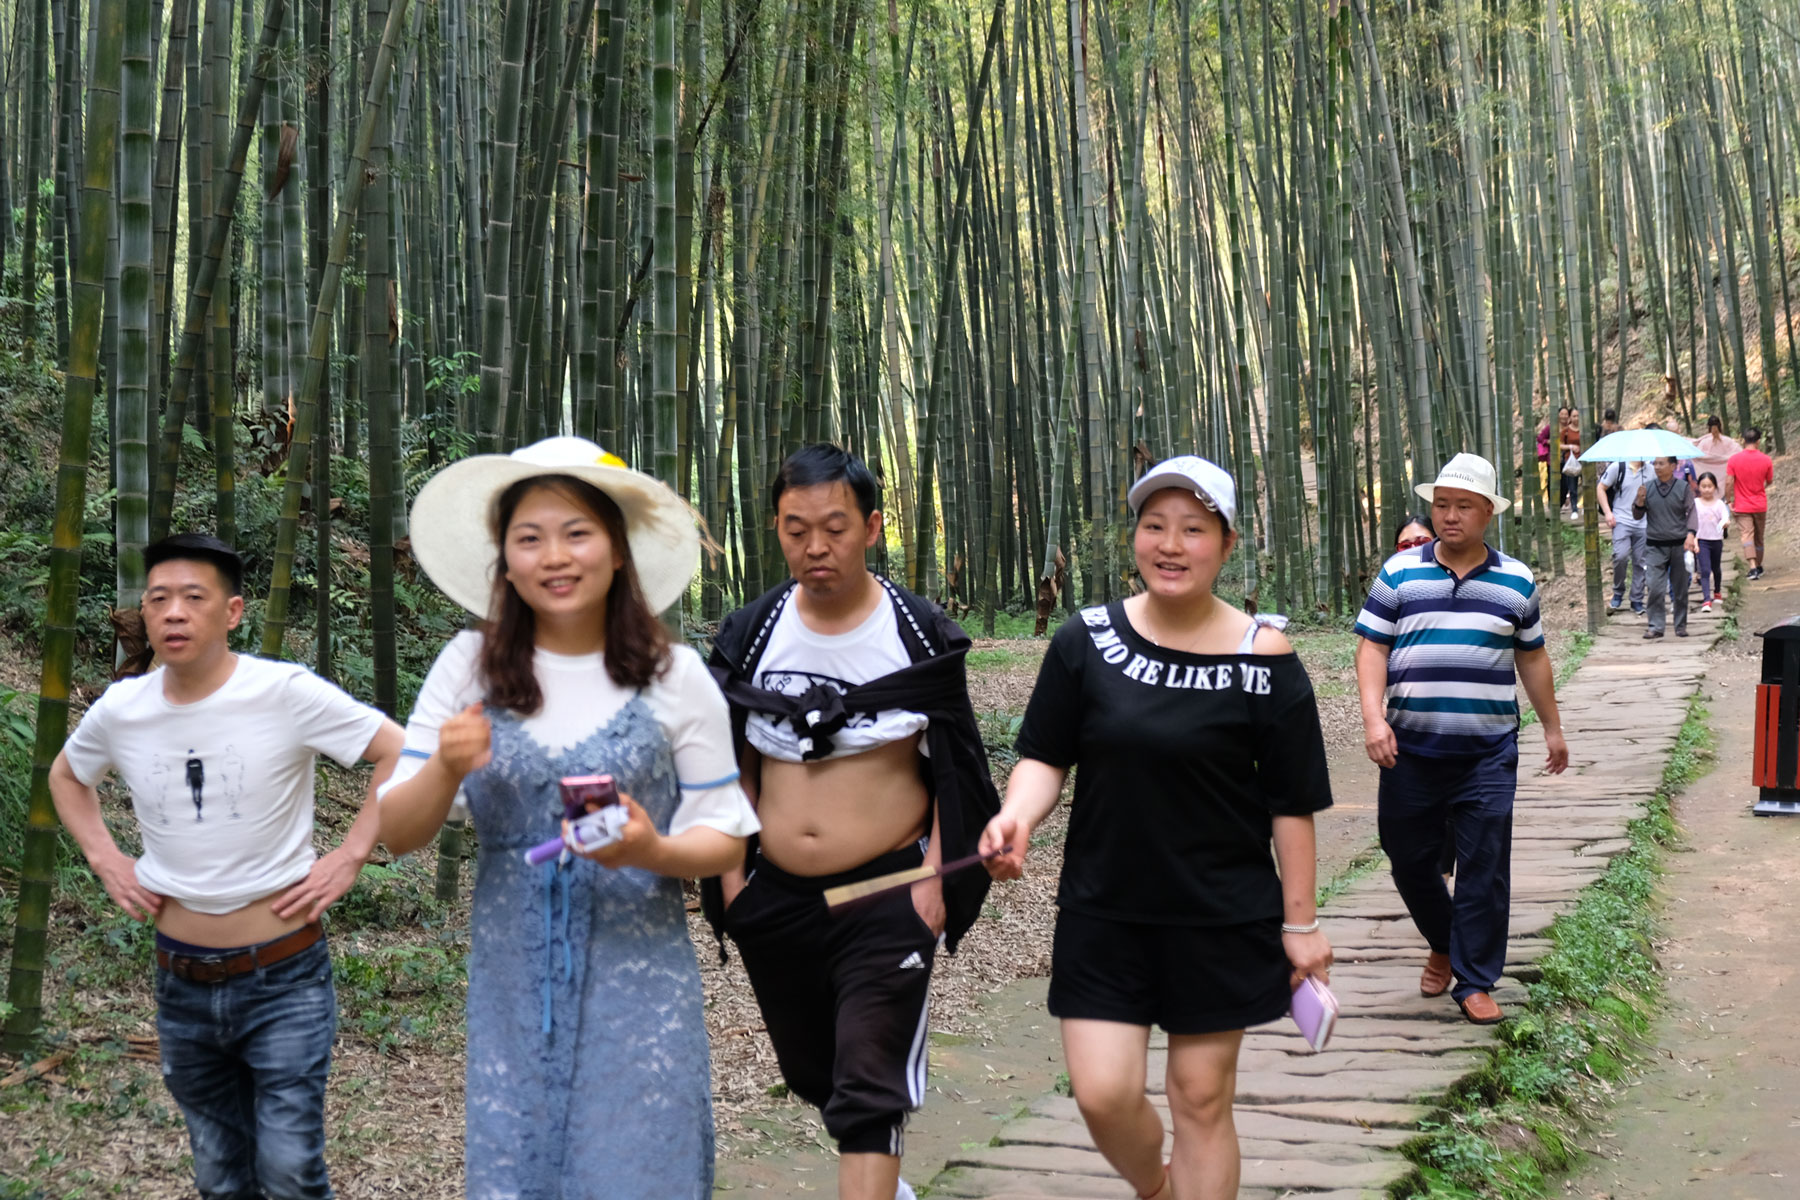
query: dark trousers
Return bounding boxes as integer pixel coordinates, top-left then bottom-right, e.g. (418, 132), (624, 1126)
(1645, 540), (1689, 634)
(1378, 738), (1518, 1001)
(725, 847), (938, 1156)
(155, 938), (337, 1200)
(1697, 538), (1723, 602)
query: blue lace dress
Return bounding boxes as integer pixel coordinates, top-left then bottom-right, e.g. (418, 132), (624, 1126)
(460, 696), (713, 1199)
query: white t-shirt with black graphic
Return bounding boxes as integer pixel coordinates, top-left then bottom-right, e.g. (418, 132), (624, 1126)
(745, 595), (929, 763)
(62, 656), (387, 914)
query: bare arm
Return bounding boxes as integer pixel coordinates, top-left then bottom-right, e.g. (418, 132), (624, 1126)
(49, 751), (163, 920)
(1355, 638), (1397, 768)
(1272, 813), (1331, 985)
(979, 757), (1069, 881)
(379, 704), (491, 857)
(593, 817), (744, 879)
(272, 720), (405, 921)
(1515, 647), (1568, 774)
(718, 741), (760, 905)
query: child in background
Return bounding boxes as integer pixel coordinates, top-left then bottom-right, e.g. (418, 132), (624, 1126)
(1695, 472), (1729, 612)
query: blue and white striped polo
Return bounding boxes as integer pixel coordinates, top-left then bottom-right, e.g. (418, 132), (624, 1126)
(1353, 541), (1545, 758)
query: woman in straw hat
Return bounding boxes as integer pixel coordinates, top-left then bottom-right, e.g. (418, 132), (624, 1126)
(979, 456), (1334, 1200)
(378, 437), (758, 1198)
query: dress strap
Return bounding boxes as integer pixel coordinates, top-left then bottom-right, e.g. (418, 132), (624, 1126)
(1236, 613), (1290, 654)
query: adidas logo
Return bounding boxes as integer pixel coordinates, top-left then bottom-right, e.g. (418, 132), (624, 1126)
(897, 951), (925, 970)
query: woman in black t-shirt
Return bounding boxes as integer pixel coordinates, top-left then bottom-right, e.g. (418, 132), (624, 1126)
(980, 456), (1333, 1200)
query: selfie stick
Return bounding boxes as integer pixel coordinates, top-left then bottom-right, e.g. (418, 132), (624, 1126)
(821, 846), (1012, 909)
(523, 806), (630, 866)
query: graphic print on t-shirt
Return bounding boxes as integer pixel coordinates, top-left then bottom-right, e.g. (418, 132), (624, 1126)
(144, 745), (246, 824)
(756, 669), (883, 729)
(1078, 606), (1273, 694)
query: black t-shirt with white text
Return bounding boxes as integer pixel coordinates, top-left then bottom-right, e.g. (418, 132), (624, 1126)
(1015, 602), (1333, 925)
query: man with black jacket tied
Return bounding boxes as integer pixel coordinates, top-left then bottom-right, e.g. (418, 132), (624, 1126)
(1633, 455), (1699, 639)
(705, 444), (1001, 1200)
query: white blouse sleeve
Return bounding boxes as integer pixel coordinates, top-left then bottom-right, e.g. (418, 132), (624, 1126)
(376, 630), (485, 820)
(648, 646), (761, 839)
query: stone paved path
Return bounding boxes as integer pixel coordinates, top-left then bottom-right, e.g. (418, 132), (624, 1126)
(928, 574), (1731, 1200)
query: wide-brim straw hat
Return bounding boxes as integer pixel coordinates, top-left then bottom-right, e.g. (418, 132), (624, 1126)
(1414, 451), (1513, 514)
(409, 436), (700, 616)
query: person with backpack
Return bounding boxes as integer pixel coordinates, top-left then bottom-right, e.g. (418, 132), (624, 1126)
(1597, 458), (1652, 615)
(705, 444), (1001, 1200)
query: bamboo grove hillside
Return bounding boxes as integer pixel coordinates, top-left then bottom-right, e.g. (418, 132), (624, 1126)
(5, 0), (1799, 643)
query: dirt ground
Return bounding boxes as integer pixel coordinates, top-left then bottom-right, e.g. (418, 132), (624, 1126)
(1570, 487), (1800, 1198)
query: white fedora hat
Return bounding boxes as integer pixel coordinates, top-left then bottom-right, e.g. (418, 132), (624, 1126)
(1414, 452), (1512, 514)
(409, 436), (701, 616)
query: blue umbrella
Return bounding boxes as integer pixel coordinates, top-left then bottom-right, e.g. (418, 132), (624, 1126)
(1579, 428), (1700, 462)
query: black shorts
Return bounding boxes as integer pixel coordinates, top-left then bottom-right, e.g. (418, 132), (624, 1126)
(724, 845), (938, 1156)
(1048, 908), (1291, 1035)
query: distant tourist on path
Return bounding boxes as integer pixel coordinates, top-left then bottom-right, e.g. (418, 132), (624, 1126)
(1727, 427), (1775, 580)
(1559, 410), (1584, 520)
(1597, 458), (1652, 616)
(378, 437), (758, 1198)
(1633, 456), (1699, 640)
(51, 533), (404, 1200)
(1537, 413), (1555, 505)
(704, 444), (1001, 1200)
(1692, 415), (1740, 490)
(1695, 473), (1729, 612)
(1356, 454), (1568, 1026)
(982, 456), (1334, 1200)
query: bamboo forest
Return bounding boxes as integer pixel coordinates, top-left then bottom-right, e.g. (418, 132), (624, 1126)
(4, 0), (1800, 1140)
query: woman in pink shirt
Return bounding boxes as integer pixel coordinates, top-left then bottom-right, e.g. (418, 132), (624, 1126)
(1692, 415), (1739, 491)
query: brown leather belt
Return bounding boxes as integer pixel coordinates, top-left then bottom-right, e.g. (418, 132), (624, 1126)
(155, 922), (324, 984)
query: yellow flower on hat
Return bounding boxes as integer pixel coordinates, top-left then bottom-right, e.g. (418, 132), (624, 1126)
(596, 450), (628, 468)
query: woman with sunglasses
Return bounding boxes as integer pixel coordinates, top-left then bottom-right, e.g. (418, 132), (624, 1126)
(1394, 514), (1434, 553)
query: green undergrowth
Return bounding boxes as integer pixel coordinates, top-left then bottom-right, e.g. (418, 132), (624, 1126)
(1393, 697), (1712, 1200)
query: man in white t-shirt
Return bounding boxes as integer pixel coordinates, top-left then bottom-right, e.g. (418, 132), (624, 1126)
(51, 534), (402, 1200)
(708, 446), (1000, 1200)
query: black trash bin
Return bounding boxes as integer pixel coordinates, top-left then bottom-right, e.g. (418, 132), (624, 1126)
(1753, 616), (1800, 815)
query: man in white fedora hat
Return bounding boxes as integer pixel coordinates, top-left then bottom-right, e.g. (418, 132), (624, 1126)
(1353, 453), (1568, 1025)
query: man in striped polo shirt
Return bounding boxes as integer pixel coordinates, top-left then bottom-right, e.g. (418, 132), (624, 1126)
(1354, 454), (1569, 1025)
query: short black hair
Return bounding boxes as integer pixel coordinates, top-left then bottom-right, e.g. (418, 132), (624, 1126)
(1603, 408), (1618, 423)
(143, 533), (244, 597)
(1744, 426), (1763, 444)
(771, 443), (881, 520)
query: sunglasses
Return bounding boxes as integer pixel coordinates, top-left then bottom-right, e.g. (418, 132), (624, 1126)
(1396, 535), (1433, 551)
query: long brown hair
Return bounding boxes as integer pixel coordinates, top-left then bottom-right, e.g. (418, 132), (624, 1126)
(479, 475), (669, 713)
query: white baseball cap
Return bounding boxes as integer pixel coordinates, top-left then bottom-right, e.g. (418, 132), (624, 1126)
(1414, 452), (1512, 514)
(1127, 455), (1238, 529)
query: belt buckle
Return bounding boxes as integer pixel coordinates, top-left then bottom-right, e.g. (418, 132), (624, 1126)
(180, 953), (231, 984)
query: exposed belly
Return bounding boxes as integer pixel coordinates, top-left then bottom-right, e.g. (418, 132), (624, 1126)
(757, 736), (932, 876)
(156, 894), (308, 948)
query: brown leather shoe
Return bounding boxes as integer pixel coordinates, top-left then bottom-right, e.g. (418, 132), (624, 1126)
(1458, 991), (1505, 1024)
(1420, 951), (1452, 997)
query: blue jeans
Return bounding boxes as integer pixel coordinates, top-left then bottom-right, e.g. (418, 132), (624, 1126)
(1377, 738), (1518, 1001)
(155, 937), (337, 1200)
(1610, 522), (1646, 609)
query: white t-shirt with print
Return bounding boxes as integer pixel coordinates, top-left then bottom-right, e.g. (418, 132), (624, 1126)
(377, 631), (759, 837)
(62, 655), (387, 914)
(744, 595), (929, 763)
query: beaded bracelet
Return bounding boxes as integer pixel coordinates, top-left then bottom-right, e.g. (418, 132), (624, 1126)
(1281, 921), (1321, 934)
